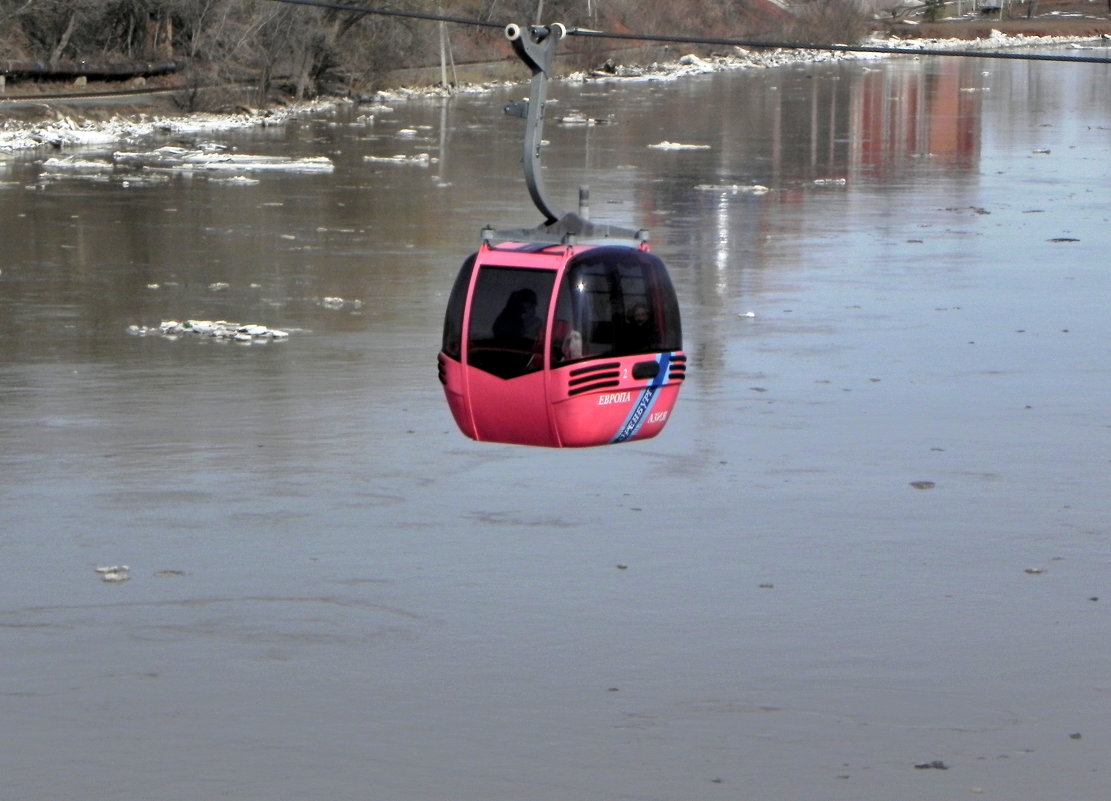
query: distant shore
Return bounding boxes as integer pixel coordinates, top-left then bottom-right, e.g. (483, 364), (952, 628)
(2, 28), (1107, 155)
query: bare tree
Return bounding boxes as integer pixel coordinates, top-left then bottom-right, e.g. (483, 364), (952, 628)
(0, 0), (869, 100)
(780, 0), (871, 43)
(3, 0), (90, 63)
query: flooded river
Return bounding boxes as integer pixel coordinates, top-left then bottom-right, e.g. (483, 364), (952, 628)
(2, 50), (1110, 800)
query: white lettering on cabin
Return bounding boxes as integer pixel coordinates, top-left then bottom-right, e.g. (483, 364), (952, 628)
(649, 411), (669, 424)
(597, 391), (633, 406)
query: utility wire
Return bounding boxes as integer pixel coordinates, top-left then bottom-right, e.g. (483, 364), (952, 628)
(262, 0), (1111, 65)
(260, 0), (504, 28)
(569, 26), (1111, 64)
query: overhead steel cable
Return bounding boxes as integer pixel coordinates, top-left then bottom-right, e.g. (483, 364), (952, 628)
(259, 0), (504, 28)
(566, 26), (1111, 64)
(261, 0), (1111, 65)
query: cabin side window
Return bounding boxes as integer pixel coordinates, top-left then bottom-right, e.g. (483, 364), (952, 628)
(466, 266), (556, 380)
(552, 249), (682, 366)
(441, 254), (476, 361)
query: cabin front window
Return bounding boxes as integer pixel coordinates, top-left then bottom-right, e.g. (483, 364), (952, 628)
(552, 249), (682, 366)
(465, 266), (556, 380)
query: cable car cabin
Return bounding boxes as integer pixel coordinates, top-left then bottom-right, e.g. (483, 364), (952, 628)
(438, 239), (686, 447)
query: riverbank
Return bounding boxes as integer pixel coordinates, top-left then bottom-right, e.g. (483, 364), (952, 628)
(1, 27), (1107, 154)
(882, 0), (1111, 39)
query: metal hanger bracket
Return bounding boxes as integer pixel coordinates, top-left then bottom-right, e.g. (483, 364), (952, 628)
(498, 22), (641, 244)
(503, 22), (567, 225)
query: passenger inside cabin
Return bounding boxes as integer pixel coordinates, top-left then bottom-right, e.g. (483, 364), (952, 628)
(493, 288), (543, 343)
(624, 302), (658, 353)
(561, 328), (583, 361)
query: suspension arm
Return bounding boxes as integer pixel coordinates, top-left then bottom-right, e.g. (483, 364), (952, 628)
(504, 22), (567, 225)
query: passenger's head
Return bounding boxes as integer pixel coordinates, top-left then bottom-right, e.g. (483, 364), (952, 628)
(510, 288), (538, 313)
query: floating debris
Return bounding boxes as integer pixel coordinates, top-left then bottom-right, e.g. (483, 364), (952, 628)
(909, 480), (936, 490)
(695, 183), (768, 195)
(36, 145), (333, 182)
(175, 153), (335, 173)
(95, 565), (131, 583)
(319, 297), (364, 311)
(128, 319), (291, 342)
(363, 153), (435, 166)
(2, 101), (340, 153)
(41, 156), (115, 174)
(154, 570), (188, 578)
(557, 113), (611, 126)
(649, 141), (711, 151)
(210, 175), (260, 186)
(31, 121), (121, 148)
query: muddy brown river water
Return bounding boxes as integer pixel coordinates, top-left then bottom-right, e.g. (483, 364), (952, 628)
(2, 51), (1110, 800)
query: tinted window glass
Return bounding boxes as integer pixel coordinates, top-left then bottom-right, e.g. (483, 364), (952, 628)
(441, 254), (476, 360)
(552, 248), (681, 365)
(467, 266), (556, 379)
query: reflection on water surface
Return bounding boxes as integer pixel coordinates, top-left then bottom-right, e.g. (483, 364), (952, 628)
(2, 53), (1110, 801)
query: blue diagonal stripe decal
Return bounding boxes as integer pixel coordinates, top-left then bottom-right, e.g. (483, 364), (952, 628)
(611, 352), (671, 443)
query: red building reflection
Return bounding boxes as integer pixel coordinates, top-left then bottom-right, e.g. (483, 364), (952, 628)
(852, 58), (982, 174)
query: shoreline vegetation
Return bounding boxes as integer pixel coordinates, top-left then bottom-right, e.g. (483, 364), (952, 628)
(1, 5), (1108, 155)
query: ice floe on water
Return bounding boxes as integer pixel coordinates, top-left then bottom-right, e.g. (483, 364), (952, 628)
(40, 146), (334, 180)
(695, 183), (771, 195)
(649, 141), (711, 151)
(40, 156), (116, 173)
(128, 319), (292, 343)
(693, 176), (847, 195)
(172, 152), (334, 173)
(556, 113), (612, 126)
(0, 100), (338, 153)
(34, 146), (333, 188)
(364, 152), (436, 166)
(209, 174), (261, 185)
(96, 565), (131, 583)
(319, 296), (363, 311)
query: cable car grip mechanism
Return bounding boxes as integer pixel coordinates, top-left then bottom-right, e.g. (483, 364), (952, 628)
(498, 22), (642, 245)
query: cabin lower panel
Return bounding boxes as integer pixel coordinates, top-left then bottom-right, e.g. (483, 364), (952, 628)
(551, 382), (681, 447)
(440, 350), (686, 448)
(438, 354), (477, 440)
(466, 368), (557, 447)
